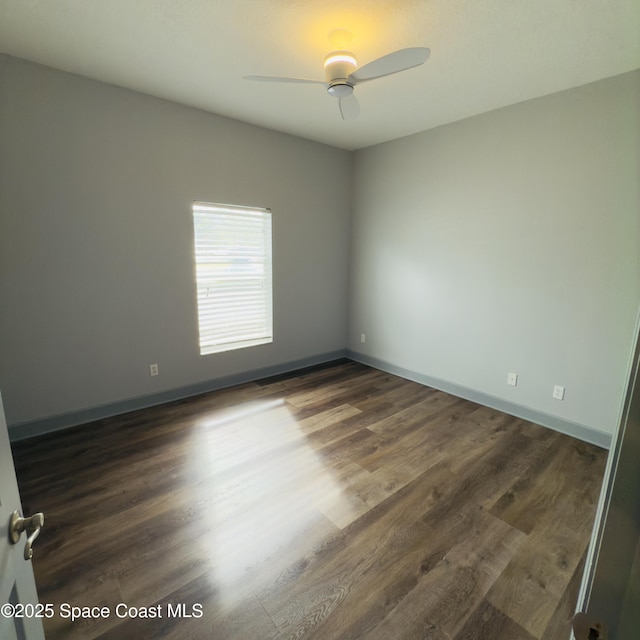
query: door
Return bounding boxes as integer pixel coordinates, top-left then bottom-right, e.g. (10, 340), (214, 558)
(0, 391), (45, 640)
(575, 312), (640, 639)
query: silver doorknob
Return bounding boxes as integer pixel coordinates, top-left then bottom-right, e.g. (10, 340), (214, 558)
(8, 511), (45, 560)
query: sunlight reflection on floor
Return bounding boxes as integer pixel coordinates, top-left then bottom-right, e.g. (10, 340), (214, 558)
(188, 398), (351, 607)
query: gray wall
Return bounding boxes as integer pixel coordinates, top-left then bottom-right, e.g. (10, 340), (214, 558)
(349, 70), (640, 437)
(2, 54), (638, 442)
(0, 55), (352, 427)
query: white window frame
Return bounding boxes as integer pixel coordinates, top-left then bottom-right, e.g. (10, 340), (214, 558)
(192, 201), (273, 355)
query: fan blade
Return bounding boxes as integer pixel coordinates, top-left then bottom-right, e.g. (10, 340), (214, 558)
(243, 75), (325, 85)
(339, 94), (360, 120)
(349, 47), (430, 84)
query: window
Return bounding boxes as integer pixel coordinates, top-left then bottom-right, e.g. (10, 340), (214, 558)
(192, 202), (273, 355)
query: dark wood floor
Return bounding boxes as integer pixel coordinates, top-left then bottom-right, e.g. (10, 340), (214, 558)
(12, 360), (607, 640)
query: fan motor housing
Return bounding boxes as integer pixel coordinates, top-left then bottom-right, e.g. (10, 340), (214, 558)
(324, 51), (356, 85)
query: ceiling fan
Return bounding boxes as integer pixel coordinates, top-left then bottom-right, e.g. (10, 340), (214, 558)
(244, 47), (430, 120)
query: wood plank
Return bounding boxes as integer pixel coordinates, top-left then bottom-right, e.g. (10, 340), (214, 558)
(454, 600), (536, 640)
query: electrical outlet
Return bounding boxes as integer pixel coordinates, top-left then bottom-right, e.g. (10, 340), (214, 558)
(553, 385), (565, 400)
(150, 363), (159, 377)
(360, 333), (366, 344)
(507, 372), (518, 386)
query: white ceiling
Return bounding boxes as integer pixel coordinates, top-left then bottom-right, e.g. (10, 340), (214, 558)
(1, 0), (639, 150)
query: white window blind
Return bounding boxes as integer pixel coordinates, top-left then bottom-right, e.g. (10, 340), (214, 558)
(192, 202), (273, 355)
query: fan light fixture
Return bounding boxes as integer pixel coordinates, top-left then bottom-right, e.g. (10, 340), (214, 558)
(323, 51), (357, 89)
(323, 52), (357, 68)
